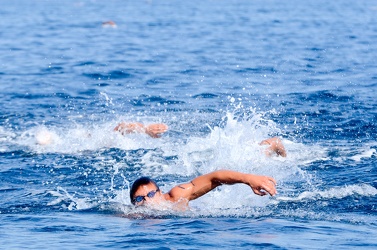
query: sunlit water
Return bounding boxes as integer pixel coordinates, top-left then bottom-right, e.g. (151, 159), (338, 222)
(1, 0), (376, 249)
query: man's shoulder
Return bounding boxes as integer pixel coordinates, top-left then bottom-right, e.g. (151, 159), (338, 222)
(165, 183), (193, 201)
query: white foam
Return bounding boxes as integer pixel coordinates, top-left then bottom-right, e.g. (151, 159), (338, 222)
(277, 183), (377, 202)
(350, 148), (376, 162)
(47, 187), (95, 210)
(35, 128), (56, 145)
(164, 110), (328, 187)
(9, 122), (169, 154)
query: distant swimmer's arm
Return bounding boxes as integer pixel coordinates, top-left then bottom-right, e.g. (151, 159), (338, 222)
(166, 170), (277, 202)
(114, 122), (145, 134)
(114, 122), (168, 138)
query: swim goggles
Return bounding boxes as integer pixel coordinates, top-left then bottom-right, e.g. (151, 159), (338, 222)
(133, 189), (160, 203)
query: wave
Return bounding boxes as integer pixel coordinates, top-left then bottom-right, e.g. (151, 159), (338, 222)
(350, 148), (377, 162)
(83, 70), (133, 80)
(277, 183), (377, 202)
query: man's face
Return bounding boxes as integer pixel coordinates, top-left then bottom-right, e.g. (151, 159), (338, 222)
(133, 182), (162, 206)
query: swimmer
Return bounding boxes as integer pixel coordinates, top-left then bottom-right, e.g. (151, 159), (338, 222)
(130, 170), (277, 209)
(102, 20), (117, 28)
(113, 122), (168, 138)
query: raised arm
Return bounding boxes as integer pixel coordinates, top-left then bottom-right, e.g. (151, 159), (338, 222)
(166, 170), (277, 203)
(259, 137), (287, 157)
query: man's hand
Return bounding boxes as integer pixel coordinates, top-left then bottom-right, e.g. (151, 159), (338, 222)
(246, 174), (277, 196)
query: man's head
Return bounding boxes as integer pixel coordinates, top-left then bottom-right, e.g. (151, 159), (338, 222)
(130, 177), (161, 205)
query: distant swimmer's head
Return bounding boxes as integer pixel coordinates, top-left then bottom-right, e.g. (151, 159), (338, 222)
(130, 177), (162, 206)
(102, 20), (117, 28)
(35, 129), (54, 145)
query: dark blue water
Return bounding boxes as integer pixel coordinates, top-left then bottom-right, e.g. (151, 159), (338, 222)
(1, 0), (377, 249)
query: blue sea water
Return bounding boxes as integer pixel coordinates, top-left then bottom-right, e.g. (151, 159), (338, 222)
(1, 0), (377, 249)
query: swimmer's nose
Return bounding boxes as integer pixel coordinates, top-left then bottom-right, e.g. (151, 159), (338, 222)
(144, 196), (154, 202)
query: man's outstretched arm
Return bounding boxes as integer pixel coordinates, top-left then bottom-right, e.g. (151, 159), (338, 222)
(167, 170), (277, 202)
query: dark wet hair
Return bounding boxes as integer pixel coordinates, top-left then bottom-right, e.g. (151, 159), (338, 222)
(130, 177), (158, 205)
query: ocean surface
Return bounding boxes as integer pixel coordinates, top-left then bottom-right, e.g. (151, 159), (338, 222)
(1, 0), (376, 249)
